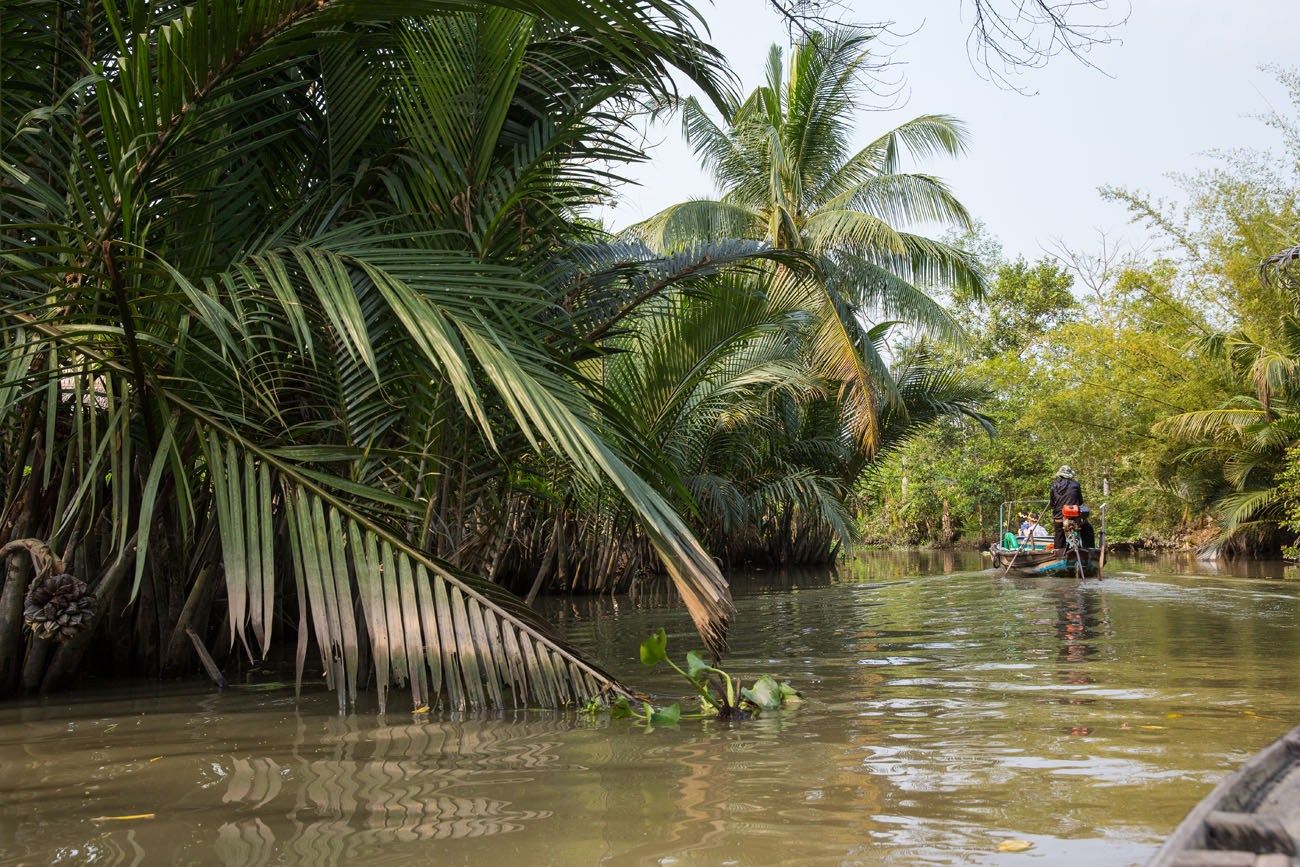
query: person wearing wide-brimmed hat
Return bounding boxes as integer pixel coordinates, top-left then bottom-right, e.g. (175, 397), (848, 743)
(1048, 465), (1084, 550)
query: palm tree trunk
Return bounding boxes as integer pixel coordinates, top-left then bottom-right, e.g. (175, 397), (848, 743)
(42, 536), (138, 693)
(0, 483), (37, 695)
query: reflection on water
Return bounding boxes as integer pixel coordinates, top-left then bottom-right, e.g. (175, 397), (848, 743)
(1, 551), (1299, 865)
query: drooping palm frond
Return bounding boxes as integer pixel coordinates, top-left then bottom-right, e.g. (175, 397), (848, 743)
(206, 439), (626, 712)
(1156, 405), (1271, 443)
(0, 0), (745, 702)
(1213, 487), (1286, 545)
(625, 200), (768, 252)
(1264, 244), (1300, 273)
(883, 348), (994, 438)
(541, 238), (808, 344)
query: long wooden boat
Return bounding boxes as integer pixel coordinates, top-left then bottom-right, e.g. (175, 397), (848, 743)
(1149, 725), (1300, 866)
(989, 543), (1100, 577)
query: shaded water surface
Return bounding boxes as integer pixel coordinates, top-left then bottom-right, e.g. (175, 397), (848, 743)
(2, 552), (1299, 865)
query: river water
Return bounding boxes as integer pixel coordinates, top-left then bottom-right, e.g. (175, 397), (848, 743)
(2, 551), (1299, 865)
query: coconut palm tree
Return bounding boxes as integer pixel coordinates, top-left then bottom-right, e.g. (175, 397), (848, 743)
(632, 26), (985, 453)
(0, 0), (746, 707)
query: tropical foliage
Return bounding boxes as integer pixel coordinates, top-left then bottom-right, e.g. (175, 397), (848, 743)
(1, 0), (997, 708)
(1182, 245), (1300, 552)
(0, 0), (755, 707)
(621, 27), (989, 564)
(633, 27), (984, 452)
(862, 69), (1300, 554)
(1109, 68), (1300, 553)
(860, 244), (1229, 548)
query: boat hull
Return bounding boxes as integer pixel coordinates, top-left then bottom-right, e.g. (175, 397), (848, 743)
(989, 544), (1100, 577)
(1149, 725), (1300, 865)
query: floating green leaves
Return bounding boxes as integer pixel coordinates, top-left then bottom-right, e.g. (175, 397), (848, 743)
(685, 649), (710, 680)
(648, 703), (682, 726)
(640, 628), (669, 666)
(593, 629), (803, 724)
(596, 695), (682, 729)
(741, 674), (784, 711)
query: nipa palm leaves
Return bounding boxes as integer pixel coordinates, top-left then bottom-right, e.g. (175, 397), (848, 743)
(0, 0), (737, 705)
(206, 438), (624, 712)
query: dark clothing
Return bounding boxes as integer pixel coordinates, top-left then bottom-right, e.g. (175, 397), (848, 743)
(1049, 477), (1083, 519)
(1049, 476), (1085, 550)
(1079, 518), (1096, 549)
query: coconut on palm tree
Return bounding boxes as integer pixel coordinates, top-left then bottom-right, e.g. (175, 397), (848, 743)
(0, 0), (750, 707)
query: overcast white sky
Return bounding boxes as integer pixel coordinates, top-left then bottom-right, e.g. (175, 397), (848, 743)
(600, 0), (1300, 261)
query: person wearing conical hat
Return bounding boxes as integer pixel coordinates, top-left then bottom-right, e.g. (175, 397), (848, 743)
(1049, 465), (1084, 550)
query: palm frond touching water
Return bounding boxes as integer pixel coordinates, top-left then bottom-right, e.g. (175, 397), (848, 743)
(0, 0), (740, 704)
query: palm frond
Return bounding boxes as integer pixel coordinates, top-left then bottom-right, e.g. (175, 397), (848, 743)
(628, 200), (766, 251)
(208, 437), (627, 712)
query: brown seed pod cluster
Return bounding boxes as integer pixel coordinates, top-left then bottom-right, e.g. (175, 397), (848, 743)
(23, 573), (96, 641)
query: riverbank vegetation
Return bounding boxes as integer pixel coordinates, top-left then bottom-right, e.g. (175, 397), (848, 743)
(0, 4), (983, 705)
(1, 0), (740, 705)
(4, 1), (1297, 709)
(859, 68), (1300, 556)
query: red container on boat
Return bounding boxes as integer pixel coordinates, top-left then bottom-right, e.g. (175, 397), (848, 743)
(1062, 505), (1081, 518)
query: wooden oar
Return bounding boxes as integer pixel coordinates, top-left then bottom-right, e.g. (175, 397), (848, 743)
(1001, 520), (1042, 577)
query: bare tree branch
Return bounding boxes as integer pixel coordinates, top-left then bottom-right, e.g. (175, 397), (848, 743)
(1043, 231), (1142, 303)
(965, 0), (1129, 91)
(768, 0), (855, 39)
(762, 3), (909, 108)
(770, 0), (1128, 93)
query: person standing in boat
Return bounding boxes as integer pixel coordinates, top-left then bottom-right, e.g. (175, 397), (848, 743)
(1049, 465), (1084, 550)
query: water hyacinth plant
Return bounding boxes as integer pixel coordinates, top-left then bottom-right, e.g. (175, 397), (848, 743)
(583, 629), (802, 726)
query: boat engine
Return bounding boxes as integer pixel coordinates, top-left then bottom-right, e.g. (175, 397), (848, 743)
(1061, 504), (1083, 550)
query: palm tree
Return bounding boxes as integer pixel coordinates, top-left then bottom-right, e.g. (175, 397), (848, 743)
(599, 260), (850, 566)
(593, 262), (990, 568)
(0, 0), (743, 707)
(1156, 252), (1300, 552)
(632, 26), (984, 453)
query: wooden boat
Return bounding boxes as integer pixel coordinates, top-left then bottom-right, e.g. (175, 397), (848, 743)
(988, 498), (1106, 578)
(989, 543), (1100, 577)
(1149, 725), (1300, 866)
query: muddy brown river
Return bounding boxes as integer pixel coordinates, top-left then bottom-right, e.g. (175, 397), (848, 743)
(2, 551), (1298, 865)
